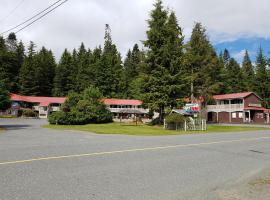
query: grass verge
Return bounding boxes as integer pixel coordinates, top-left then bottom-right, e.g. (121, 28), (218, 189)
(43, 123), (270, 136)
(0, 115), (17, 118)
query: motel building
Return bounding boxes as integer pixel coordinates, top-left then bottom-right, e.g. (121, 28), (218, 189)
(6, 94), (149, 120)
(9, 93), (66, 118)
(102, 98), (149, 120)
(206, 92), (270, 124)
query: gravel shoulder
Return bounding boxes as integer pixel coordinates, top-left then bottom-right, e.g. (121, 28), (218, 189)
(210, 167), (270, 200)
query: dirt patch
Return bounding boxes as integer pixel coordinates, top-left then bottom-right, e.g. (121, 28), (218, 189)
(213, 169), (270, 200)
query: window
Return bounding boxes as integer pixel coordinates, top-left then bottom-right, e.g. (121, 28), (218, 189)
(238, 112), (243, 118)
(232, 112), (236, 118)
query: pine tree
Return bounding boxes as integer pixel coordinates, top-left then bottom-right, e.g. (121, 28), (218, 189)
(6, 32), (17, 52)
(124, 44), (144, 98)
(35, 47), (56, 96)
(0, 34), (22, 93)
(225, 58), (245, 93)
(19, 41), (38, 95)
(185, 22), (221, 101)
(96, 24), (125, 98)
(223, 48), (230, 67)
(53, 49), (74, 96)
(253, 47), (270, 98)
(242, 50), (254, 91)
(140, 0), (185, 121)
(0, 81), (11, 110)
(75, 43), (96, 92)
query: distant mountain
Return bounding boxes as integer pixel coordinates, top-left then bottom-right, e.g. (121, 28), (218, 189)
(214, 37), (270, 63)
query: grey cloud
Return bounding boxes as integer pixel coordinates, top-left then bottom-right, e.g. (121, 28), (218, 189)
(1, 0), (269, 60)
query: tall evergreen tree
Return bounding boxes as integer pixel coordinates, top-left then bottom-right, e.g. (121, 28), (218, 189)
(185, 22), (222, 101)
(34, 47), (56, 96)
(96, 24), (125, 98)
(124, 44), (145, 98)
(242, 50), (254, 91)
(19, 41), (38, 95)
(223, 48), (230, 67)
(0, 81), (11, 110)
(225, 58), (245, 93)
(53, 49), (74, 96)
(140, 0), (185, 121)
(75, 43), (96, 92)
(0, 34), (22, 92)
(253, 47), (270, 98)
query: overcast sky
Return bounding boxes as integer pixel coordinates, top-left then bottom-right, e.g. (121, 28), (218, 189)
(1, 0), (270, 60)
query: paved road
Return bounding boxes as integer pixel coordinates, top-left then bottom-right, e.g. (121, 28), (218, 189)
(1, 119), (270, 200)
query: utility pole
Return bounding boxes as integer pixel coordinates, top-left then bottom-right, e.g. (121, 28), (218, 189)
(191, 68), (194, 102)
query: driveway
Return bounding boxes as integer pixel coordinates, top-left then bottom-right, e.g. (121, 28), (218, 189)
(1, 118), (270, 200)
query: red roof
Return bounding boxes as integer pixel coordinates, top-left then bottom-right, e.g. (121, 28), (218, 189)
(11, 94), (143, 107)
(102, 98), (142, 106)
(10, 94), (66, 106)
(212, 92), (261, 100)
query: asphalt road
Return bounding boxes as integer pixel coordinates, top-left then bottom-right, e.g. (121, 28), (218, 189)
(1, 119), (270, 200)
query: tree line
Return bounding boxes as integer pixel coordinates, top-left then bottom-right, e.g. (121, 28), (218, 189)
(1, 0), (270, 114)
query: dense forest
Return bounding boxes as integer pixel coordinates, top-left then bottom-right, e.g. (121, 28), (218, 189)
(1, 0), (270, 113)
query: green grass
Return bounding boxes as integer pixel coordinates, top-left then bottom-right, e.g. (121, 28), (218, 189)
(43, 123), (270, 136)
(0, 115), (17, 118)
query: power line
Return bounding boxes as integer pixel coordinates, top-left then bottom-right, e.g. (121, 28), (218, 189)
(15, 0), (68, 34)
(0, 0), (25, 23)
(0, 0), (66, 36)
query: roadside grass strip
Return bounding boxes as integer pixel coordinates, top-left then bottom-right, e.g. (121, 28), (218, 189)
(43, 123), (270, 136)
(1, 136), (270, 166)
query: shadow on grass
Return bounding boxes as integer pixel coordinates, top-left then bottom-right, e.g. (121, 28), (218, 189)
(0, 124), (31, 131)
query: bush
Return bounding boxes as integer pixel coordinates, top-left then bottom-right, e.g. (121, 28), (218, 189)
(22, 109), (37, 118)
(49, 110), (113, 125)
(165, 113), (187, 124)
(49, 86), (113, 125)
(149, 117), (161, 125)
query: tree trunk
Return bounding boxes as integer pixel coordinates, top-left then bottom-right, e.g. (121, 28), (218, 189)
(158, 105), (165, 124)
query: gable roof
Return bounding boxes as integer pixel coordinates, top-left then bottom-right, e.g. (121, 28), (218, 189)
(10, 94), (144, 107)
(212, 92), (262, 100)
(102, 98), (142, 106)
(10, 93), (66, 105)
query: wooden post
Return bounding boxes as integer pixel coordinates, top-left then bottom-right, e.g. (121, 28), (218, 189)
(120, 113), (122, 123)
(163, 119), (166, 129)
(184, 120), (187, 131)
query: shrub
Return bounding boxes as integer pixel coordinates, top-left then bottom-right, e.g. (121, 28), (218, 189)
(22, 109), (37, 118)
(49, 86), (113, 125)
(149, 117), (161, 125)
(165, 113), (187, 124)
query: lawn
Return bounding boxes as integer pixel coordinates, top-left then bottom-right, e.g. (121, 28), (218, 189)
(0, 115), (17, 118)
(43, 123), (270, 136)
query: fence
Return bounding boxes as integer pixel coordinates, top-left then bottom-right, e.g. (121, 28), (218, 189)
(164, 118), (207, 131)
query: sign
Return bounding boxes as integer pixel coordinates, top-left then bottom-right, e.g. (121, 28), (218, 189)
(185, 103), (200, 113)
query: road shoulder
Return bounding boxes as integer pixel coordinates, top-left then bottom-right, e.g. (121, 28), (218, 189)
(211, 167), (270, 200)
